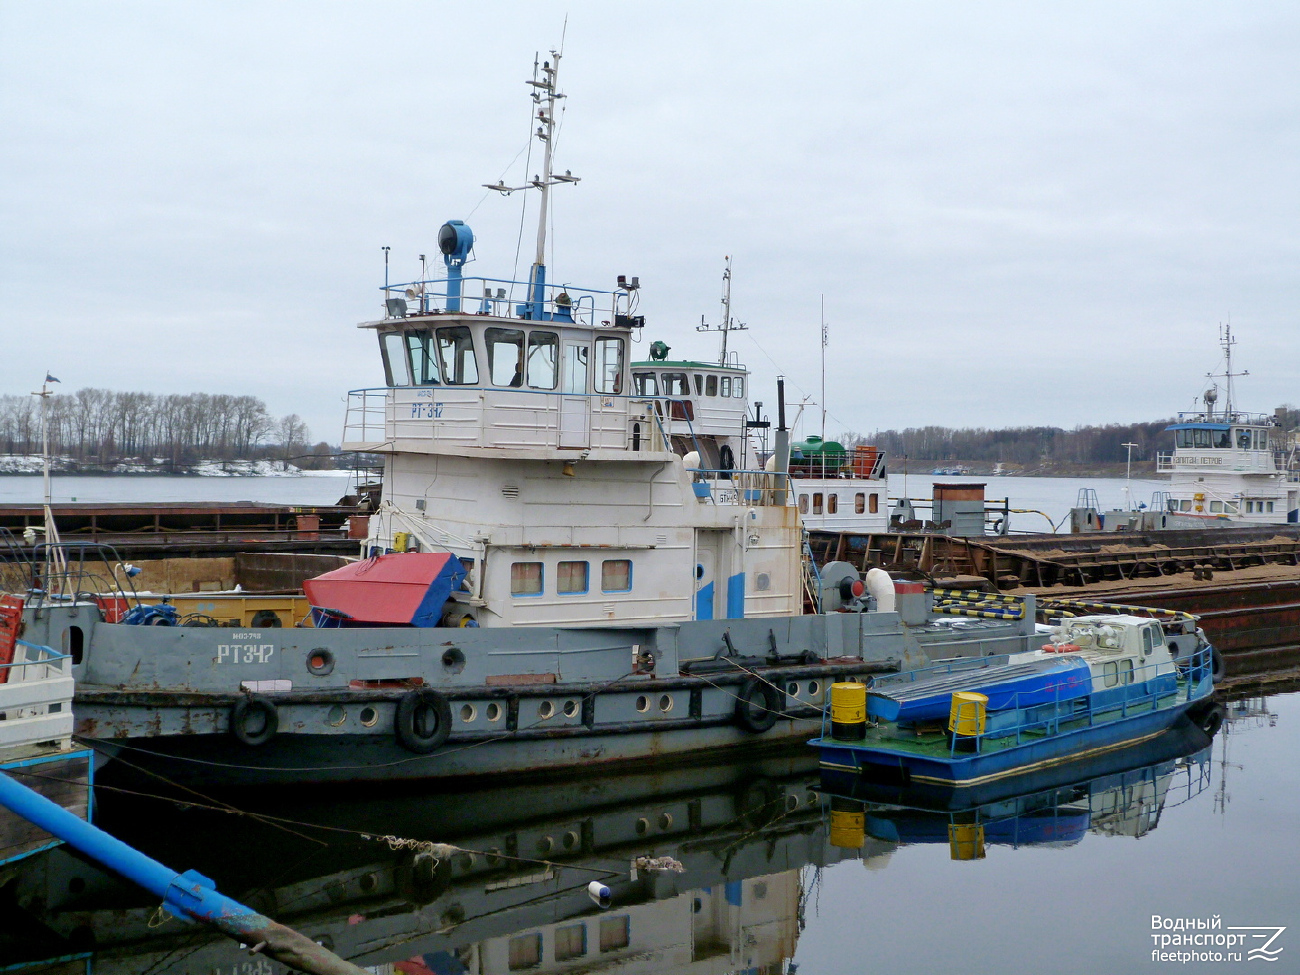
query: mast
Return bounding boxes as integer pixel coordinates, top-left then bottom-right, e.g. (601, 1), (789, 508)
(696, 256), (746, 364)
(31, 375), (66, 595)
(484, 49), (580, 321)
(1208, 322), (1247, 419)
(820, 296), (827, 442)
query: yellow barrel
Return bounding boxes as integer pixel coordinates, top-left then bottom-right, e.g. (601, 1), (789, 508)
(948, 692), (988, 736)
(829, 797), (866, 848)
(948, 823), (986, 861)
(830, 682), (867, 741)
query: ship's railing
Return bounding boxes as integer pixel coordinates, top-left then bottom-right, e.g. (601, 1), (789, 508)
(342, 386), (645, 453)
(0, 640), (75, 750)
(381, 276), (619, 328)
(688, 468), (792, 507)
(1173, 410), (1278, 426)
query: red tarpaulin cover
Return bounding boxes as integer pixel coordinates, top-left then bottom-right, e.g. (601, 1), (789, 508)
(303, 552), (465, 627)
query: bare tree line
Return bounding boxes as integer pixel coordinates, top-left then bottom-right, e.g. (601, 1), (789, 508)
(844, 420), (1178, 466)
(0, 389), (321, 467)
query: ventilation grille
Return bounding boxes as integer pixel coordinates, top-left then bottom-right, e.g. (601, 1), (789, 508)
(502, 484), (520, 499)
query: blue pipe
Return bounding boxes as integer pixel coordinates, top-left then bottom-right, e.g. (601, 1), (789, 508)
(0, 771), (366, 974)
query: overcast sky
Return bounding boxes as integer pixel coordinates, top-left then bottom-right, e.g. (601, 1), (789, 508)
(3, 2), (1298, 446)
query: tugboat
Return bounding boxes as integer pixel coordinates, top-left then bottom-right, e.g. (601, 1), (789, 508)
(10, 50), (1210, 788)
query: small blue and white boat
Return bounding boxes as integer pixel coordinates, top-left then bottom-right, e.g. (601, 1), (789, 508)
(811, 613), (1219, 788)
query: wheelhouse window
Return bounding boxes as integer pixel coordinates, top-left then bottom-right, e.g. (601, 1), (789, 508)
(633, 372), (657, 395)
(485, 327), (525, 387)
(557, 560), (589, 595)
(527, 331), (559, 389)
(733, 377), (745, 398)
(1256, 430), (1269, 450)
(661, 373), (689, 396)
(705, 375), (718, 396)
(1236, 429), (1251, 449)
(1210, 500), (1224, 513)
(403, 329), (440, 385)
(510, 562), (543, 596)
(720, 376), (732, 397)
(382, 332), (412, 386)
(693, 374), (703, 395)
(601, 559), (632, 592)
(436, 326), (479, 385)
(563, 342), (590, 394)
(594, 337), (625, 393)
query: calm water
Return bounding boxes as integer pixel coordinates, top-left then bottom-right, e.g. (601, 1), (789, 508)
(4, 679), (1296, 973)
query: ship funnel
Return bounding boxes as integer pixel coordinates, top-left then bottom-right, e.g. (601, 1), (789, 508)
(439, 220), (474, 312)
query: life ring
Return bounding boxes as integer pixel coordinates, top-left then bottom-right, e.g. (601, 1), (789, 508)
(734, 678), (782, 734)
(1042, 643), (1081, 654)
(231, 695), (279, 746)
(395, 688), (452, 753)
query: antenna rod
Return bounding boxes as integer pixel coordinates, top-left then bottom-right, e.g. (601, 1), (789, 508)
(820, 295), (827, 442)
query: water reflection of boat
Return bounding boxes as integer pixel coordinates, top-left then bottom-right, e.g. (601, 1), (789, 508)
(819, 722), (1215, 861)
(4, 750), (886, 973)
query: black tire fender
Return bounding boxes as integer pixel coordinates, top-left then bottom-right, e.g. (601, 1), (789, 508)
(1197, 702), (1225, 737)
(1211, 645), (1226, 684)
(395, 688), (452, 754)
(734, 677), (782, 734)
(231, 695), (279, 747)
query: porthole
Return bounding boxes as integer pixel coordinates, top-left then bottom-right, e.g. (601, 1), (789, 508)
(359, 873), (377, 894)
(786, 794), (800, 812)
(536, 836), (553, 854)
(486, 702), (502, 722)
(460, 704), (477, 722)
(808, 681), (820, 696)
(360, 707), (378, 728)
(441, 648), (466, 674)
(562, 830), (579, 850)
(787, 682), (799, 696)
(563, 699), (579, 718)
(636, 695), (650, 713)
(659, 694), (673, 713)
(455, 852), (474, 871)
(538, 701), (555, 720)
(658, 812), (674, 831)
(634, 817), (649, 835)
(307, 649), (335, 677)
(695, 563), (705, 580)
(327, 705), (346, 727)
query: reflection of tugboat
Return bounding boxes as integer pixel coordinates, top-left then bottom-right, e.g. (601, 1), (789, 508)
(820, 722), (1216, 861)
(5, 751), (881, 973)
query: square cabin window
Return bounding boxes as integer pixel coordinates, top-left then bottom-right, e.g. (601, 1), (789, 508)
(855, 493), (866, 514)
(1268, 501), (1275, 512)
(436, 326), (479, 385)
(1119, 659), (1134, 684)
(733, 377), (744, 398)
(693, 374), (704, 395)
(827, 494), (838, 514)
(1103, 661), (1119, 687)
(1179, 500), (1192, 512)
(812, 493), (823, 515)
(720, 376), (732, 397)
(601, 559), (632, 592)
(706, 375), (718, 396)
(485, 327), (525, 387)
(599, 916), (630, 952)
(510, 562), (543, 596)
(870, 493), (880, 514)
(798, 494), (809, 514)
(508, 933), (542, 970)
(633, 372), (657, 395)
(1210, 500), (1223, 513)
(555, 923), (587, 961)
(595, 337), (624, 393)
(557, 560), (589, 595)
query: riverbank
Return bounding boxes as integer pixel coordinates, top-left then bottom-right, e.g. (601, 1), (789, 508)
(0, 456), (348, 476)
